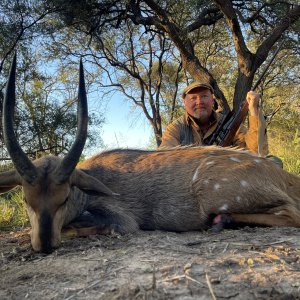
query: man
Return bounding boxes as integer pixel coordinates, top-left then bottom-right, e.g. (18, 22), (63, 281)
(159, 81), (268, 155)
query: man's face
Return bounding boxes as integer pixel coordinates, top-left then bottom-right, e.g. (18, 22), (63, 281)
(183, 87), (214, 123)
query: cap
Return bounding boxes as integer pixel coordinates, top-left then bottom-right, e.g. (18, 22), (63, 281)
(182, 82), (214, 98)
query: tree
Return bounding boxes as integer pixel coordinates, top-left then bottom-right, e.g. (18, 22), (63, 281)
(1, 54), (104, 161)
(130, 0), (299, 110)
(43, 13), (186, 146)
(88, 24), (184, 146)
(1, 1), (299, 149)
(0, 1), (105, 160)
(44, 0), (299, 146)
(0, 0), (56, 75)
(0, 0), (57, 150)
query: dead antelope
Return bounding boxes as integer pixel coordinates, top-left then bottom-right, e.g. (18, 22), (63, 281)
(1, 56), (300, 253)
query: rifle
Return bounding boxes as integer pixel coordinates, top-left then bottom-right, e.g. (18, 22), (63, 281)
(206, 101), (248, 146)
(206, 40), (284, 147)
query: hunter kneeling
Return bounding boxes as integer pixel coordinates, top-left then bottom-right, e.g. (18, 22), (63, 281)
(159, 82), (264, 151)
(159, 82), (282, 167)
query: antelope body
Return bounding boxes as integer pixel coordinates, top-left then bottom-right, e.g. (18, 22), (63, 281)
(1, 56), (300, 253)
(78, 146), (300, 232)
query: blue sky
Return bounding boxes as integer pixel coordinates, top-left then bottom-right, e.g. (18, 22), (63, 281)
(40, 61), (154, 155)
(89, 93), (154, 153)
(101, 97), (153, 149)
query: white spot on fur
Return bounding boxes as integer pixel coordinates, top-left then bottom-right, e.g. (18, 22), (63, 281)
(214, 183), (221, 190)
(206, 161), (215, 166)
(221, 178), (228, 182)
(230, 157), (241, 163)
(219, 204), (228, 211)
(254, 158), (262, 164)
(192, 167), (199, 182)
(274, 211), (284, 216)
(204, 179), (209, 184)
(235, 196), (241, 202)
(240, 180), (249, 187)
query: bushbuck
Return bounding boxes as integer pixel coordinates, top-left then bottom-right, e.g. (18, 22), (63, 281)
(1, 55), (300, 253)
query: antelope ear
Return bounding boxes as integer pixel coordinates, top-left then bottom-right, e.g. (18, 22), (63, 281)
(71, 169), (118, 196)
(0, 170), (21, 193)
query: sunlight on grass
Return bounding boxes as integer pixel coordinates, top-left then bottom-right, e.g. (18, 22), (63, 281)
(269, 129), (300, 175)
(0, 187), (29, 230)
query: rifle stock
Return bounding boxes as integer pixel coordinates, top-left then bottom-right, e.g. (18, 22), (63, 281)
(217, 101), (249, 146)
(206, 101), (249, 146)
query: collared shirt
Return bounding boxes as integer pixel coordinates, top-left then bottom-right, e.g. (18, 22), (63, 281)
(159, 111), (268, 155)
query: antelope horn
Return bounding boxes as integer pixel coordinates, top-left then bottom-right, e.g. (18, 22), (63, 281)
(3, 53), (38, 184)
(55, 58), (88, 183)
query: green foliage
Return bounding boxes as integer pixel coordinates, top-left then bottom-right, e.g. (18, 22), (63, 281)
(0, 187), (28, 230)
(0, 164), (28, 230)
(269, 128), (300, 175)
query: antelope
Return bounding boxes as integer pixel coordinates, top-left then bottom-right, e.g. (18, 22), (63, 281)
(1, 56), (300, 253)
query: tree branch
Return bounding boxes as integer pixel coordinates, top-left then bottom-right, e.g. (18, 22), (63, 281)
(214, 0), (253, 74)
(255, 4), (300, 67)
(187, 8), (223, 32)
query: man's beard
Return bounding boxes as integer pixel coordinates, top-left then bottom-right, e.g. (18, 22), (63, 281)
(191, 109), (210, 122)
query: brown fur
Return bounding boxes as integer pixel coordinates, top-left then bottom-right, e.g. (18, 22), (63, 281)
(80, 147), (300, 229)
(1, 146), (300, 253)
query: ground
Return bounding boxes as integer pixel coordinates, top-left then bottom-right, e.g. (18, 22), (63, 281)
(0, 227), (299, 299)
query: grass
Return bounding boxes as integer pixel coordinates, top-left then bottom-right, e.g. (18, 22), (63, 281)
(0, 187), (29, 231)
(0, 163), (29, 230)
(269, 129), (300, 175)
(0, 159), (29, 231)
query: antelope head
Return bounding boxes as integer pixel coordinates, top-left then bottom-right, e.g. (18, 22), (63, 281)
(0, 55), (114, 253)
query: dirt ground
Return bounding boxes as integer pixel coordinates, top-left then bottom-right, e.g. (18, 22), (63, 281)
(0, 226), (299, 300)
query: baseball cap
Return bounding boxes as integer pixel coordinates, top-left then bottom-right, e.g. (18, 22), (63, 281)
(182, 82), (214, 98)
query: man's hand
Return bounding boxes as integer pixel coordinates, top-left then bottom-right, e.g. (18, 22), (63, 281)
(246, 91), (260, 117)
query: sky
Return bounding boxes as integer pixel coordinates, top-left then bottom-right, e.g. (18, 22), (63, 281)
(34, 59), (155, 154)
(35, 58), (154, 155)
(90, 94), (154, 153)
